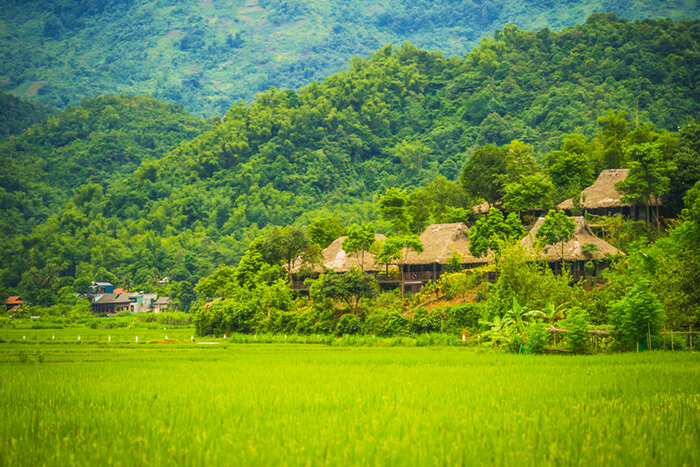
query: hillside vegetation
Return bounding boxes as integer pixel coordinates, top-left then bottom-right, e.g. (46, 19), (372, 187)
(1, 1), (698, 115)
(1, 15), (699, 310)
(0, 91), (56, 138)
(0, 95), (214, 238)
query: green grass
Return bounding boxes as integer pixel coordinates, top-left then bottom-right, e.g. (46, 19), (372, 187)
(0, 345), (698, 466)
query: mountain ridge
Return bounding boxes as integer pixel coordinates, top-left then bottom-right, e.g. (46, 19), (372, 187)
(2, 1), (699, 116)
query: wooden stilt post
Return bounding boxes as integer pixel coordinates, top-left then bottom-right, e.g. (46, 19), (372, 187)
(690, 326), (694, 351)
(671, 329), (674, 351)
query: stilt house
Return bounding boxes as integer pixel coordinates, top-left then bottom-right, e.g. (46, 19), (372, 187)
(557, 169), (661, 222)
(520, 216), (622, 281)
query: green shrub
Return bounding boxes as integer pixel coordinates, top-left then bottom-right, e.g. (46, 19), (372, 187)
(365, 309), (410, 337)
(443, 303), (484, 334)
(194, 298), (256, 336)
(562, 308), (590, 354)
(272, 310), (299, 335)
(527, 323), (549, 354)
(506, 333), (523, 354)
(336, 314), (362, 336)
(609, 281), (662, 351)
(294, 308), (320, 335)
(411, 307), (442, 334)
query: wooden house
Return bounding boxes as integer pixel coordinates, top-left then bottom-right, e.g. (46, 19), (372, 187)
(152, 297), (171, 313)
(395, 223), (490, 292)
(520, 216), (622, 281)
(289, 234), (386, 289)
(5, 296), (24, 313)
(91, 293), (131, 315)
(557, 169), (661, 221)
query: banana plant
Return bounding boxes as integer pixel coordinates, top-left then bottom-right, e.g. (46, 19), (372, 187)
(478, 315), (515, 347)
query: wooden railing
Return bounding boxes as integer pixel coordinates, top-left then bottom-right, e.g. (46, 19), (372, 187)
(375, 271), (439, 283)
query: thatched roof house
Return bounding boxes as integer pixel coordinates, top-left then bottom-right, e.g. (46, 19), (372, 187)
(520, 216), (622, 263)
(557, 169), (661, 211)
(404, 223), (490, 267)
(290, 234), (386, 274)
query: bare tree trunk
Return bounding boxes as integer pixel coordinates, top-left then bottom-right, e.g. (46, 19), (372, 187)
(645, 202), (650, 227)
(655, 203), (660, 234)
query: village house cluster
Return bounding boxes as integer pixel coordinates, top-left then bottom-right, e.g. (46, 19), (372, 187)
(290, 169), (637, 293)
(87, 282), (171, 316)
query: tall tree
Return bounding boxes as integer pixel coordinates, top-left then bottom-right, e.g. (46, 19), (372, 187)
(342, 224), (376, 271)
(469, 208), (523, 258)
(460, 144), (507, 208)
(378, 188), (412, 234)
(666, 123), (700, 216)
(377, 235), (424, 303)
(544, 134), (596, 199)
(598, 109), (630, 169)
(536, 209), (576, 271)
(616, 143), (673, 229)
(503, 140), (539, 184)
(503, 173), (554, 217)
(262, 225), (309, 278)
(308, 216), (346, 248)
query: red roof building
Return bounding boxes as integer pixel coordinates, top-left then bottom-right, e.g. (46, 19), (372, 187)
(5, 296), (24, 312)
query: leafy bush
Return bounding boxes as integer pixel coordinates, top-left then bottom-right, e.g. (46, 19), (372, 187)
(365, 309), (410, 337)
(272, 310), (299, 335)
(609, 281), (662, 350)
(294, 308), (320, 335)
(411, 307), (442, 334)
(194, 298), (256, 336)
(507, 333), (524, 354)
(336, 314), (362, 336)
(527, 323), (549, 354)
(443, 303), (485, 334)
(561, 308), (590, 354)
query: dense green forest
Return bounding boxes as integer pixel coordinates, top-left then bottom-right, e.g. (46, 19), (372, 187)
(0, 95), (213, 239)
(0, 91), (56, 138)
(1, 1), (698, 115)
(1, 15), (700, 320)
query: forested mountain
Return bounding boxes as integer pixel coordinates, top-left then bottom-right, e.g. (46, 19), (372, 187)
(0, 92), (56, 138)
(0, 95), (214, 238)
(1, 15), (699, 307)
(1, 1), (698, 115)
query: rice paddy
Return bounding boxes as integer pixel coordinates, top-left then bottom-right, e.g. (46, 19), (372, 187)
(1, 343), (698, 466)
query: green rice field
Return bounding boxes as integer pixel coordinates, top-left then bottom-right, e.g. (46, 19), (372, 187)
(1, 344), (698, 466)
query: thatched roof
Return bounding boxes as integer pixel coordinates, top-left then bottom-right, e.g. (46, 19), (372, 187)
(290, 234), (386, 274)
(404, 223), (490, 265)
(520, 216), (622, 262)
(472, 201), (503, 214)
(558, 169), (662, 210)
